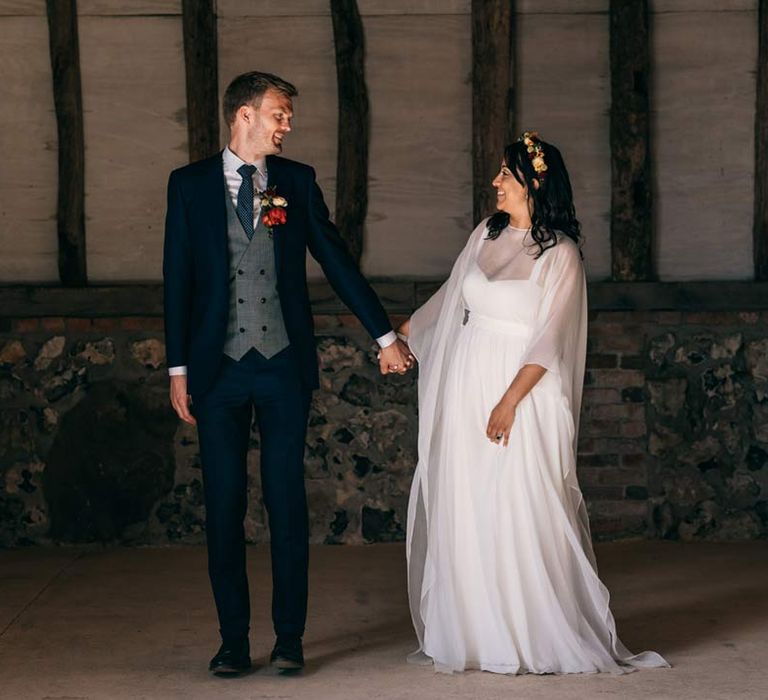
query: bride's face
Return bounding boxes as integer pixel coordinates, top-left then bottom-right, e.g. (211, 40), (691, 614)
(492, 161), (527, 215)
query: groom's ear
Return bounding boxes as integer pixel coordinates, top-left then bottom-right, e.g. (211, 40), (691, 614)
(236, 103), (255, 126)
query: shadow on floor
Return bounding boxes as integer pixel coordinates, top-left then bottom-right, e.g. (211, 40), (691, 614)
(616, 576), (768, 656)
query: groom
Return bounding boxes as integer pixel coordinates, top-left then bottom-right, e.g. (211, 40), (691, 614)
(163, 71), (411, 675)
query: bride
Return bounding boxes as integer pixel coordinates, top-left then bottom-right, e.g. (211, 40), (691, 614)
(398, 132), (669, 675)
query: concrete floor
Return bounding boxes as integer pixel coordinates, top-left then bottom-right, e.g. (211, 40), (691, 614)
(0, 541), (766, 700)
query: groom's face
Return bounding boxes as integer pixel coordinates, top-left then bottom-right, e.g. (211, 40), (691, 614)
(247, 88), (293, 156)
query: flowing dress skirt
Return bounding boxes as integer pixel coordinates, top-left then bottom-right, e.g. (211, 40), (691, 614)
(416, 312), (666, 674)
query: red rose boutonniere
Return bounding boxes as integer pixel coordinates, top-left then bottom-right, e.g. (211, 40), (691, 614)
(259, 186), (288, 237)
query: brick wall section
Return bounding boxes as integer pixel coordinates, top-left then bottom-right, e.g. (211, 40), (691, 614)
(1, 310), (766, 545)
(579, 311), (662, 538)
(579, 310), (768, 540)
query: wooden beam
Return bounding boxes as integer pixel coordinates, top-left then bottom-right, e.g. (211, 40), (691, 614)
(330, 0), (369, 265)
(181, 0), (219, 162)
(5, 281), (768, 319)
(0, 285), (164, 318)
(46, 0), (87, 287)
(609, 0), (653, 281)
(755, 0), (768, 280)
(471, 0), (515, 225)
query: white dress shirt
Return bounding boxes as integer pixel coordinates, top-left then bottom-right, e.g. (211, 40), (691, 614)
(168, 148), (395, 376)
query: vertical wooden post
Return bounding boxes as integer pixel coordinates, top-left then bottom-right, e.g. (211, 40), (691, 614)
(755, 0), (768, 280)
(471, 0), (516, 225)
(182, 0), (219, 162)
(609, 0), (653, 281)
(46, 0), (87, 286)
(330, 0), (369, 265)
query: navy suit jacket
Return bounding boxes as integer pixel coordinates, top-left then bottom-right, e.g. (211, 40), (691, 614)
(163, 152), (392, 396)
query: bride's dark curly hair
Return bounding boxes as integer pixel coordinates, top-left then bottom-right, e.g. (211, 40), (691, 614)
(486, 138), (581, 257)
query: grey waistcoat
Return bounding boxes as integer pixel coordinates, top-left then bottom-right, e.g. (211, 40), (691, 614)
(222, 190), (290, 361)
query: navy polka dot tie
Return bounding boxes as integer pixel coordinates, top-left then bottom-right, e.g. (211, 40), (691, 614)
(236, 164), (257, 240)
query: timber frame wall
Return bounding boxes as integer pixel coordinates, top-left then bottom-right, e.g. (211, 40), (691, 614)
(755, 0), (768, 281)
(2, 0), (767, 315)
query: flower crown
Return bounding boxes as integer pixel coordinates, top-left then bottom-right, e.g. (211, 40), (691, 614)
(520, 131), (547, 180)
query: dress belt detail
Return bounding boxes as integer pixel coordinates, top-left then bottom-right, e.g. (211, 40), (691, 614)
(464, 311), (530, 336)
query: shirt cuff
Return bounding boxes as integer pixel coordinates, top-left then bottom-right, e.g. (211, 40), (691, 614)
(375, 331), (397, 349)
(168, 366), (188, 376)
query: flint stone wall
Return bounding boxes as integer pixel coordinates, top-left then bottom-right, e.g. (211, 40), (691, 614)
(1, 310), (767, 546)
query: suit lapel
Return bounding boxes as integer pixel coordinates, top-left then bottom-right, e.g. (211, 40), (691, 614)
(266, 155), (285, 278)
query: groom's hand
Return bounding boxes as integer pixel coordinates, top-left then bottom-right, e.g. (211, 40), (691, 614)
(170, 374), (196, 425)
(378, 339), (415, 375)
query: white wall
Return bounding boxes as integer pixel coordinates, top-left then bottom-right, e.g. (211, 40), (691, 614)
(517, 0), (612, 280)
(0, 7), (59, 282)
(0, 0), (759, 282)
(79, 9), (187, 281)
(652, 0), (757, 280)
(219, 0), (473, 280)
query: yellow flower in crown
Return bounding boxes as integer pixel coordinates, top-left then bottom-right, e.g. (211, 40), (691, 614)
(519, 131), (547, 180)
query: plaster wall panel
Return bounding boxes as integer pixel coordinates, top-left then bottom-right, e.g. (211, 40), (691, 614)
(79, 15), (187, 281)
(0, 0), (41, 14)
(653, 6), (756, 280)
(518, 0), (607, 12)
(361, 14), (472, 278)
(0, 15), (58, 281)
(653, 0), (754, 12)
(77, 1), (180, 15)
(517, 9), (612, 280)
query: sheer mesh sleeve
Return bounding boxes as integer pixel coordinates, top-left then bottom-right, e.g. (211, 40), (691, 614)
(408, 220), (488, 363)
(408, 280), (448, 363)
(520, 238), (586, 375)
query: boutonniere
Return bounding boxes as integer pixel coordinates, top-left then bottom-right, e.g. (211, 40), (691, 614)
(259, 186), (288, 237)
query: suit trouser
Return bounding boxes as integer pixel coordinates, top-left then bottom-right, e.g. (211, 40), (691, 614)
(192, 347), (310, 643)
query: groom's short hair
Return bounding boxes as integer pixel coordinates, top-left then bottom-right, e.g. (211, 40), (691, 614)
(223, 71), (299, 125)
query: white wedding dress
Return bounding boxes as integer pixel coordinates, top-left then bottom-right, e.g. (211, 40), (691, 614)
(406, 220), (668, 675)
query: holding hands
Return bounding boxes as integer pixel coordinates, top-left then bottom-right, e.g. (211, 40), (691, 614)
(378, 337), (415, 375)
(378, 318), (415, 375)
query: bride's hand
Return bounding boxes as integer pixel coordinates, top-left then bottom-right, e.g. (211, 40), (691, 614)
(486, 396), (517, 447)
(396, 318), (413, 357)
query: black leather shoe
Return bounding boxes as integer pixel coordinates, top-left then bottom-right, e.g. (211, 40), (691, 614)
(209, 639), (251, 676)
(270, 635), (304, 670)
